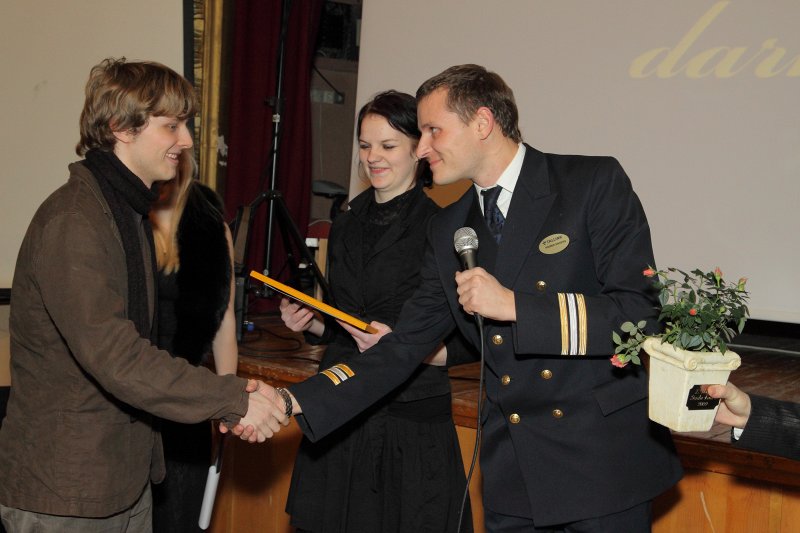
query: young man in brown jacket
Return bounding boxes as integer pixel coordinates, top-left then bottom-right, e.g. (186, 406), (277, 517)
(0, 58), (287, 532)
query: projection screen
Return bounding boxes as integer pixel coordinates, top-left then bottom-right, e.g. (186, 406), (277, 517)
(354, 0), (799, 323)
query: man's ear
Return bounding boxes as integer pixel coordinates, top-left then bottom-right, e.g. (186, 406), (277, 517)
(110, 120), (139, 144)
(112, 128), (135, 144)
(474, 107), (495, 140)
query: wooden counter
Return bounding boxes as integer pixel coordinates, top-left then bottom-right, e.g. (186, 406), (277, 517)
(209, 315), (800, 532)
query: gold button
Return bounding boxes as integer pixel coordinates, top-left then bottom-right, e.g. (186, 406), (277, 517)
(535, 280), (547, 292)
(492, 334), (504, 345)
(509, 413), (521, 424)
(552, 409), (564, 419)
(501, 375), (511, 386)
(540, 369), (553, 380)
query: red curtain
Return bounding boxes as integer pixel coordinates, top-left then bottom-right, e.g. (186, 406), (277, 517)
(225, 0), (323, 311)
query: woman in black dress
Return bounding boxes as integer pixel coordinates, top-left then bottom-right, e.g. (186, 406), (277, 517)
(280, 90), (473, 533)
(149, 153), (239, 532)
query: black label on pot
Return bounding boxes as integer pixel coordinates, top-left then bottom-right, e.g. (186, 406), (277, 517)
(686, 384), (721, 411)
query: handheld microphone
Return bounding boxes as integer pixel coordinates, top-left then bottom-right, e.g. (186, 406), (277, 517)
(453, 227), (483, 328)
(453, 227), (486, 533)
(453, 227), (479, 271)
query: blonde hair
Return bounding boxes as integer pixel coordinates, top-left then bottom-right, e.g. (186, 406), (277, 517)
(76, 57), (197, 156)
(151, 151), (196, 273)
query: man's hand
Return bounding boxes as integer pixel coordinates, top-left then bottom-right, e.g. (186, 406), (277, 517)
(339, 320), (391, 353)
(219, 381), (289, 443)
(707, 382), (752, 429)
(455, 267), (516, 322)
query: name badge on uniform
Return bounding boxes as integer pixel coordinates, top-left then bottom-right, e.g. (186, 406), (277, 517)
(539, 233), (569, 254)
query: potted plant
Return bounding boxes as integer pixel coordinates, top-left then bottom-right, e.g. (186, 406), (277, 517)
(612, 267), (750, 432)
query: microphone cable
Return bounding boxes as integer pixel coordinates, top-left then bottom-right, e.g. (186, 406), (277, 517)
(456, 319), (486, 532)
(452, 226), (486, 532)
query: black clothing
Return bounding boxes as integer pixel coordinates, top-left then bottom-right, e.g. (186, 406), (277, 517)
(291, 145), (683, 526)
(155, 183), (231, 366)
(84, 148), (158, 343)
(735, 394), (800, 461)
(152, 182), (231, 533)
(287, 183), (473, 533)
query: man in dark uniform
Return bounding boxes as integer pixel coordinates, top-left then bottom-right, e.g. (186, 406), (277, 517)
(275, 64), (683, 531)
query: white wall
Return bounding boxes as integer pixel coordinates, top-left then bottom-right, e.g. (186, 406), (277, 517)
(355, 0), (800, 323)
(0, 0), (184, 288)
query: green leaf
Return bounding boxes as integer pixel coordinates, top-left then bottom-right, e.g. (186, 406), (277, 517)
(612, 331), (622, 345)
(620, 321), (635, 333)
(687, 335), (702, 349)
(679, 331), (691, 348)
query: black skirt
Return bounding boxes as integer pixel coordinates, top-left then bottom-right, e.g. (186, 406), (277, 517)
(287, 394), (473, 533)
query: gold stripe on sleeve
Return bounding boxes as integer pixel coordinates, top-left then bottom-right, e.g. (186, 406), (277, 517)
(334, 363), (355, 378)
(321, 369), (341, 385)
(558, 292), (569, 355)
(576, 293), (587, 356)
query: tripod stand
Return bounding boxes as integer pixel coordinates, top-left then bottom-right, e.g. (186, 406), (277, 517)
(231, 188), (331, 341)
(228, 0), (331, 340)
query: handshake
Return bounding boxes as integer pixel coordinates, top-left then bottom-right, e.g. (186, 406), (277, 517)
(220, 380), (298, 443)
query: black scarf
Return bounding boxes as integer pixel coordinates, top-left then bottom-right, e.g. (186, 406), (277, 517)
(84, 148), (158, 342)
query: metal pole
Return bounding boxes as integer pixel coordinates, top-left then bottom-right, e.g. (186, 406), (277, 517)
(262, 0), (292, 276)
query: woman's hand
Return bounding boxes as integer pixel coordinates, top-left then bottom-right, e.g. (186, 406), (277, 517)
(423, 344), (448, 366)
(339, 320), (391, 353)
(279, 298), (324, 336)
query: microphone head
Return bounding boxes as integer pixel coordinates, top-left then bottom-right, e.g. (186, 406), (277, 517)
(454, 227), (479, 254)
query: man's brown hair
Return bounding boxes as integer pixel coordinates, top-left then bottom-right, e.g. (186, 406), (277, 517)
(76, 57), (197, 156)
(416, 64), (522, 143)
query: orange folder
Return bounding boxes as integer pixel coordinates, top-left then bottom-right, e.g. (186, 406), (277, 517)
(249, 271), (378, 334)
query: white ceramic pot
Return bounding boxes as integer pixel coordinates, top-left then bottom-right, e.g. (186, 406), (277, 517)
(644, 337), (741, 432)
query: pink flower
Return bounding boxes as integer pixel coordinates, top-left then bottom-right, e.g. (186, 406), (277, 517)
(737, 277), (748, 291)
(610, 354), (628, 368)
(689, 308), (697, 316)
(642, 268), (656, 277)
(714, 267), (723, 279)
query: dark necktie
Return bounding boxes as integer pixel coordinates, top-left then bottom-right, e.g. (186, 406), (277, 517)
(481, 186), (505, 243)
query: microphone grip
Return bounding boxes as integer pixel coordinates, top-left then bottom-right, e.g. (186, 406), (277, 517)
(458, 248), (483, 329)
(458, 249), (478, 272)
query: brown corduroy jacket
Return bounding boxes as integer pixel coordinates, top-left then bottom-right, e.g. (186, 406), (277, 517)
(0, 162), (249, 518)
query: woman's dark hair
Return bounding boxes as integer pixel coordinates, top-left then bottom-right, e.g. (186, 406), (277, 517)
(356, 90), (432, 187)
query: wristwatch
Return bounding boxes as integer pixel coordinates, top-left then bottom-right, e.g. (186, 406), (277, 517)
(275, 387), (293, 418)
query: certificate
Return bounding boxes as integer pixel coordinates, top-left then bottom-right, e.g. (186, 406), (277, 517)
(249, 270), (378, 334)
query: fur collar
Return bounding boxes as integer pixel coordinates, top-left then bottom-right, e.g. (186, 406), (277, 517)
(172, 183), (231, 365)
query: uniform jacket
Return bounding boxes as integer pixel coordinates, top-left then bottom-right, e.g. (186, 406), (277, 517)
(735, 394), (799, 461)
(0, 162), (249, 518)
(292, 145), (683, 525)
